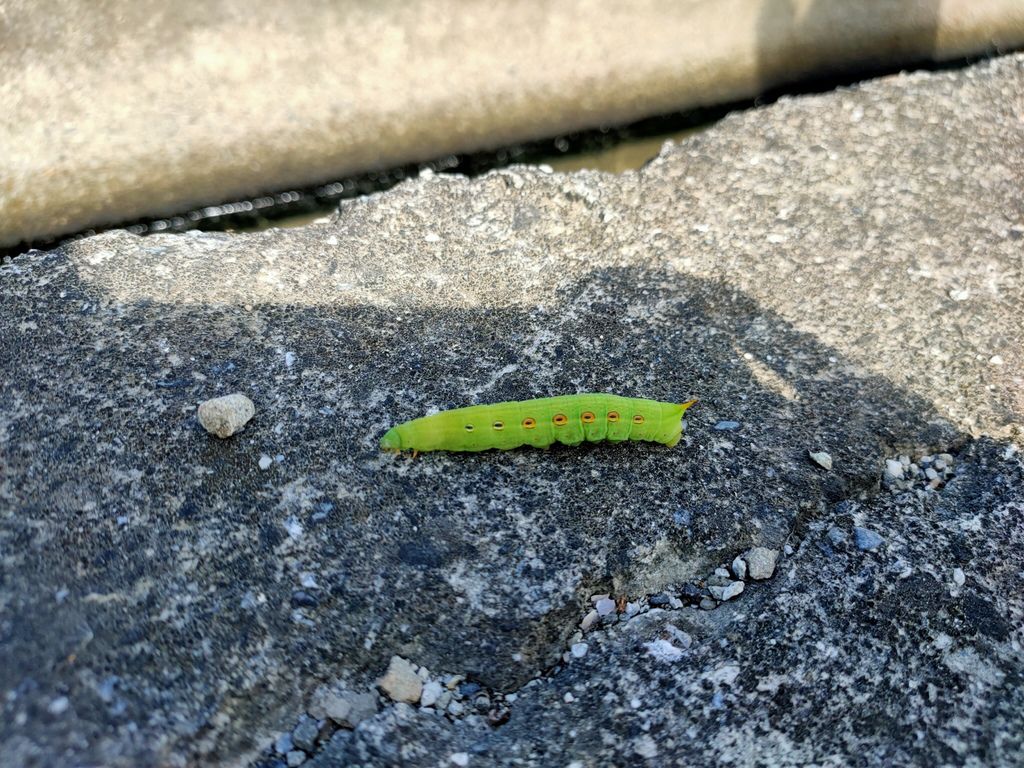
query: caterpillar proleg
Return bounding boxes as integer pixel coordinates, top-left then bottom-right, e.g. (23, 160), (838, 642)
(380, 394), (697, 454)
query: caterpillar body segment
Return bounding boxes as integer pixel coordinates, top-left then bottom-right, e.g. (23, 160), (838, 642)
(380, 393), (697, 454)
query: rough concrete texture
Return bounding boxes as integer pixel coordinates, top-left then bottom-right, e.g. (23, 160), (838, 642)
(329, 438), (1024, 766)
(1, 54), (1023, 767)
(3, 0), (1024, 246)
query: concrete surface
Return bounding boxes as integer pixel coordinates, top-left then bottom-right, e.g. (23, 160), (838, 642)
(1, 54), (1022, 767)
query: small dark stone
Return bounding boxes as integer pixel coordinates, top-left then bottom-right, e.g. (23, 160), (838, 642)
(473, 693), (491, 713)
(649, 594), (671, 607)
(291, 591), (319, 608)
(487, 702), (512, 727)
(680, 584), (703, 603)
(457, 681), (481, 698)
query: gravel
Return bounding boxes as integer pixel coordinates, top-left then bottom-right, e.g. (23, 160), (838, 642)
(744, 547), (779, 580)
(378, 657), (424, 704)
(197, 392), (255, 438)
(809, 451), (833, 470)
(731, 556), (747, 580)
(853, 527), (885, 551)
(309, 687), (378, 728)
(420, 681), (443, 708)
(291, 718), (319, 752)
(707, 580), (745, 601)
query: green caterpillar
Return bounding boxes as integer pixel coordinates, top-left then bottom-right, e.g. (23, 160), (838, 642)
(380, 393), (697, 454)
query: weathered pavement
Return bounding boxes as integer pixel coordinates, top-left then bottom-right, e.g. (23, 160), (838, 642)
(1, 55), (1022, 766)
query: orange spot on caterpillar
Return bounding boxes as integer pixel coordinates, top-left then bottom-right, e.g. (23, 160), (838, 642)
(632, 414), (645, 424)
(607, 411), (620, 422)
(581, 412), (595, 423)
(553, 413), (568, 426)
(522, 417), (537, 429)
(493, 421), (505, 430)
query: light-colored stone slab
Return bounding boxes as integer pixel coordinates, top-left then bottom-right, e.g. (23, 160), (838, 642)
(3, 0), (1023, 245)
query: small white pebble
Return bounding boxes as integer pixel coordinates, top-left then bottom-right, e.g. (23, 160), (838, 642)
(989, 355), (1004, 365)
(953, 568), (966, 586)
(731, 556), (747, 580)
(197, 393), (255, 438)
(570, 642), (588, 658)
(809, 451), (833, 470)
(48, 696), (70, 715)
(885, 459), (904, 480)
(258, 454), (273, 471)
(450, 753), (470, 767)
(420, 680), (443, 708)
(563, 692), (575, 703)
(595, 597), (616, 616)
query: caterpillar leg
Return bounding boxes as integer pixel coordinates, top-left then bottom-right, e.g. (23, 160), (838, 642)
(411, 449), (419, 460)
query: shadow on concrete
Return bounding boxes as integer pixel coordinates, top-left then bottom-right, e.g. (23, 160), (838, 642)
(0, 259), (963, 765)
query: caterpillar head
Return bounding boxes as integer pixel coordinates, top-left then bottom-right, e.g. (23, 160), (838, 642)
(380, 427), (402, 451)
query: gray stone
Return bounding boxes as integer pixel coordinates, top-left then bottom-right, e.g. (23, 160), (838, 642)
(809, 451), (833, 471)
(714, 421), (741, 431)
(854, 528), (885, 551)
(731, 556), (747, 581)
(419, 681), (443, 708)
(884, 459), (904, 481)
(580, 610), (600, 632)
(4, 1), (1023, 247)
(1, 54), (1023, 768)
(744, 547), (779, 581)
(291, 717), (319, 752)
(708, 581), (745, 601)
(196, 392), (255, 438)
(286, 750), (306, 767)
(275, 733), (294, 756)
(378, 657), (423, 704)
